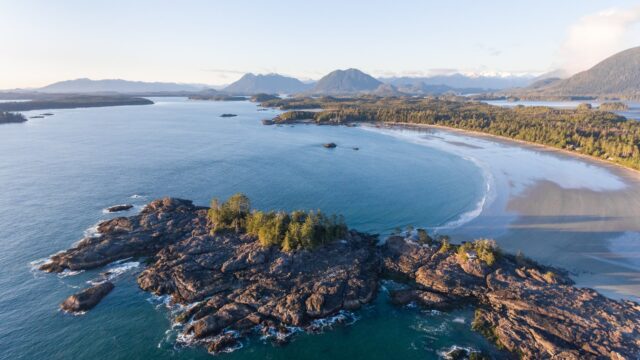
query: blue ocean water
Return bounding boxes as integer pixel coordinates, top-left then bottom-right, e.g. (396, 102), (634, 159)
(0, 98), (498, 359)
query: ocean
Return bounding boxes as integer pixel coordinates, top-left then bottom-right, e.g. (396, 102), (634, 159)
(1, 97), (638, 359)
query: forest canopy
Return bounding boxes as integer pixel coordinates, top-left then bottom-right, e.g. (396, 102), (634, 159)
(208, 193), (348, 251)
(265, 96), (640, 170)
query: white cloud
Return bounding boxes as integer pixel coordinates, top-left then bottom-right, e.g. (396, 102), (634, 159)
(559, 6), (640, 75)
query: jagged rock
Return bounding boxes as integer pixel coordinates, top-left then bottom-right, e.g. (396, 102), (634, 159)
(207, 333), (239, 353)
(60, 281), (114, 313)
(40, 198), (201, 272)
(42, 197), (640, 358)
(106, 204), (133, 212)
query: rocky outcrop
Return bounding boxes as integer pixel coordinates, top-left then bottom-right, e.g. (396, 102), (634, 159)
(60, 281), (114, 313)
(380, 236), (640, 360)
(139, 227), (379, 352)
(106, 204), (133, 212)
(40, 198), (201, 272)
(41, 198), (640, 358)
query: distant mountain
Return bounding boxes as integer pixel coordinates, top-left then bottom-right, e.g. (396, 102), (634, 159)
(223, 73), (311, 94)
(39, 78), (206, 94)
(519, 46), (640, 99)
(382, 74), (534, 92)
(531, 69), (569, 82)
(311, 69), (382, 94)
(371, 84), (405, 97)
(526, 77), (562, 90)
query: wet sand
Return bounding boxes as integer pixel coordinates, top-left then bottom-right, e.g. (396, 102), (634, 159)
(362, 124), (640, 300)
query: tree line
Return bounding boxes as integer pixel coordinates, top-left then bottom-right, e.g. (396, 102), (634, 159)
(266, 96), (640, 170)
(0, 112), (27, 124)
(208, 193), (348, 251)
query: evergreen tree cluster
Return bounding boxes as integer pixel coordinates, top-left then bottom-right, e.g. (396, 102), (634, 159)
(266, 96), (640, 170)
(208, 193), (348, 251)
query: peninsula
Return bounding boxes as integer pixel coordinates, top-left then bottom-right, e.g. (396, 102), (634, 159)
(40, 196), (640, 358)
(261, 96), (640, 171)
(0, 95), (153, 112)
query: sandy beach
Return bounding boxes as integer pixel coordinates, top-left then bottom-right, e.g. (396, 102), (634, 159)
(362, 124), (640, 300)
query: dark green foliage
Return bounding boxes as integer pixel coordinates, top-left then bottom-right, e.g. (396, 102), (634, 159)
(0, 112), (27, 124)
(189, 94), (245, 101)
(250, 93), (280, 102)
(599, 102), (628, 111)
(266, 96), (640, 170)
(456, 239), (500, 266)
(208, 193), (251, 233)
(247, 209), (348, 251)
(416, 228), (432, 245)
(207, 193), (348, 251)
(576, 103), (592, 111)
(437, 238), (452, 253)
(0, 96), (153, 111)
(273, 111), (317, 123)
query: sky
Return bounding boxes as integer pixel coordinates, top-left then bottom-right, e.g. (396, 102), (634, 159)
(1, 0), (639, 88)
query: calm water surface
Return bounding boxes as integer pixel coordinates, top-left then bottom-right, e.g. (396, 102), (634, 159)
(485, 99), (640, 120)
(0, 98), (499, 359)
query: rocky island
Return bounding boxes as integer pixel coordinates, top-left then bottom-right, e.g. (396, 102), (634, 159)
(105, 204), (134, 212)
(0, 95), (153, 112)
(40, 196), (640, 358)
(0, 111), (27, 124)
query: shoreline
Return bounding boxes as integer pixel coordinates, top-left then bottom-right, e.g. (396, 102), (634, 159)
(360, 122), (640, 300)
(381, 121), (640, 181)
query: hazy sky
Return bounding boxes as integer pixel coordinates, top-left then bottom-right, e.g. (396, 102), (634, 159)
(1, 0), (639, 88)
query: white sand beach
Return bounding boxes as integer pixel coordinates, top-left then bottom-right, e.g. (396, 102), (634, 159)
(363, 124), (640, 300)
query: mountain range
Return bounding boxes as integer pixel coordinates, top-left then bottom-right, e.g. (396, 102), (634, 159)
(223, 73), (311, 94)
(309, 68), (383, 94)
(12, 46), (640, 99)
(382, 74), (533, 92)
(38, 78), (208, 94)
(512, 46), (640, 99)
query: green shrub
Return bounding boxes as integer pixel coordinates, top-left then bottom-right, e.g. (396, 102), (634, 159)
(437, 239), (452, 253)
(208, 193), (251, 233)
(208, 194), (347, 251)
(455, 239), (500, 266)
(416, 228), (432, 245)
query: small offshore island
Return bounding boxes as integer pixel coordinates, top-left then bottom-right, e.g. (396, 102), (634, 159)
(40, 195), (640, 359)
(260, 96), (640, 171)
(0, 111), (27, 124)
(0, 95), (153, 112)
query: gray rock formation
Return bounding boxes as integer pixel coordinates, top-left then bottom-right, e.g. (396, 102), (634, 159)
(41, 198), (640, 358)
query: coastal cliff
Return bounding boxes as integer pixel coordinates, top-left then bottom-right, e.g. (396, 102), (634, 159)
(40, 197), (640, 358)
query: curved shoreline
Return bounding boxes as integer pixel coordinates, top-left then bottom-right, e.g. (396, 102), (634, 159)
(386, 122), (640, 181)
(38, 197), (640, 358)
(359, 124), (498, 232)
(359, 122), (640, 300)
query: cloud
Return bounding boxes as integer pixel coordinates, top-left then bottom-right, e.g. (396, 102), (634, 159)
(559, 6), (640, 74)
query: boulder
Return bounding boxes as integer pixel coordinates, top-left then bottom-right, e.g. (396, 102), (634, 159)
(60, 281), (114, 313)
(106, 204), (133, 213)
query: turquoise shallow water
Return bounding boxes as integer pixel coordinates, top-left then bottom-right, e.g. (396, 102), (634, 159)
(0, 98), (499, 359)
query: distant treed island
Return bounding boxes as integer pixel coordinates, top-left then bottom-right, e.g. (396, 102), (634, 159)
(0, 112), (27, 124)
(0, 95), (153, 112)
(263, 96), (640, 170)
